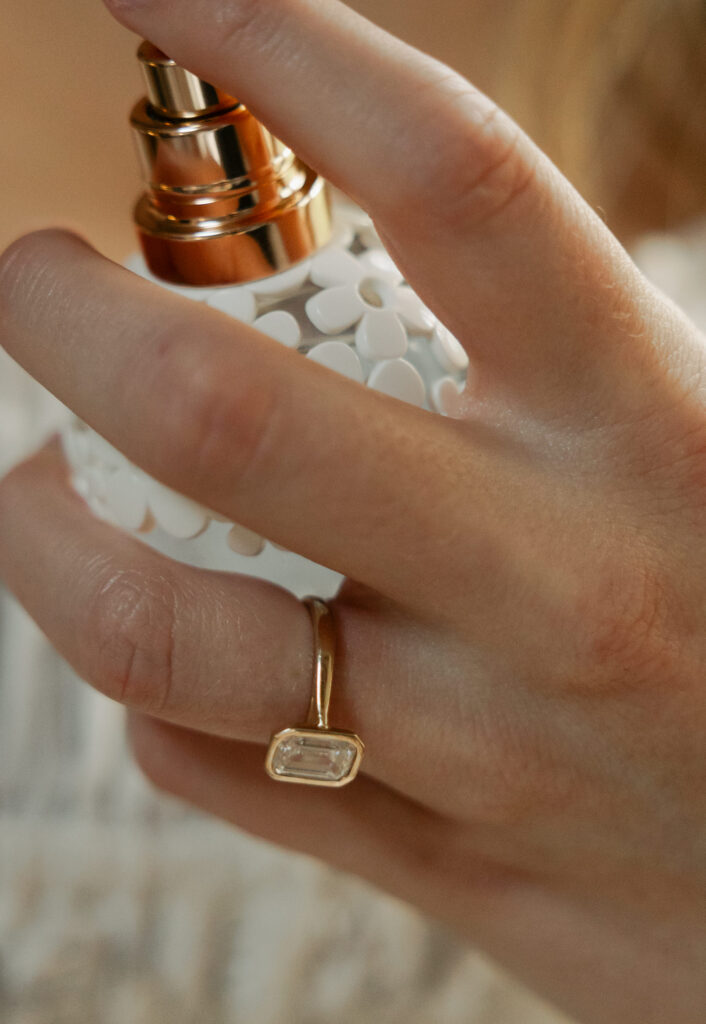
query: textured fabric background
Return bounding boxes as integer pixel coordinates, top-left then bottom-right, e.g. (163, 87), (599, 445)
(1, 221), (704, 1022)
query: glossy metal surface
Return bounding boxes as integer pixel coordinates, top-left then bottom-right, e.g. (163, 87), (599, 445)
(265, 598), (365, 787)
(303, 597), (336, 731)
(131, 42), (332, 285)
(137, 40), (237, 119)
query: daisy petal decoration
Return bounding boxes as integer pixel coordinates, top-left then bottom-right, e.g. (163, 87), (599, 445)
(305, 247), (435, 362)
(248, 259), (312, 300)
(253, 310), (302, 348)
(306, 283), (365, 334)
(309, 248), (363, 289)
(355, 306), (407, 360)
(227, 522), (266, 556)
(431, 323), (469, 374)
(368, 358), (426, 407)
(333, 196), (383, 249)
(307, 341), (365, 382)
(431, 376), (465, 417)
(206, 286), (257, 323)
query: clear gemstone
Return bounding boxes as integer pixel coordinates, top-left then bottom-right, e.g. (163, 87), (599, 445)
(271, 732), (358, 782)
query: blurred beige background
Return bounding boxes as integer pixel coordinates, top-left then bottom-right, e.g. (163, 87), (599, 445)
(2, 2), (140, 261)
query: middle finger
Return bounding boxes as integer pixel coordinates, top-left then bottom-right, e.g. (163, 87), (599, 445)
(0, 228), (474, 610)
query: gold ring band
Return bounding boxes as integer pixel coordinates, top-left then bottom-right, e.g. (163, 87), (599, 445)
(265, 597), (364, 787)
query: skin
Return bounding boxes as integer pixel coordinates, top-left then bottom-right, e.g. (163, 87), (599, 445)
(0, 1), (705, 1020)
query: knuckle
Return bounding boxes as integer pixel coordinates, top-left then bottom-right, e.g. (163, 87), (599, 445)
(441, 112), (537, 230)
(87, 568), (179, 713)
(578, 552), (686, 692)
(213, 0), (282, 61)
(393, 74), (538, 230)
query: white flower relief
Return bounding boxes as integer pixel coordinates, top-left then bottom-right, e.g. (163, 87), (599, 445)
(62, 427), (267, 556)
(305, 247), (436, 361)
(206, 279), (303, 347)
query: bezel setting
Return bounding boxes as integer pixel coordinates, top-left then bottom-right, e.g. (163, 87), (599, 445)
(265, 726), (364, 787)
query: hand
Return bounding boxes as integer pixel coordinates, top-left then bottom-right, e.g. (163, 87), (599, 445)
(1, 2), (705, 1021)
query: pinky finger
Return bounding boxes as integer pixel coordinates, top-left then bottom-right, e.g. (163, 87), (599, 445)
(127, 711), (447, 899)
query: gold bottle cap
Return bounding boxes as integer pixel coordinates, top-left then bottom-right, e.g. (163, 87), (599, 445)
(131, 42), (332, 286)
(138, 41), (237, 119)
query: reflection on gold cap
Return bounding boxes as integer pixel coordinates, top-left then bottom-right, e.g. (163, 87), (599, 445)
(131, 41), (332, 286)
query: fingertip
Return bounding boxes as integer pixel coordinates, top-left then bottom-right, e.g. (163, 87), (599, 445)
(0, 229), (97, 316)
(126, 709), (178, 789)
(0, 225), (94, 258)
(102, 0), (156, 17)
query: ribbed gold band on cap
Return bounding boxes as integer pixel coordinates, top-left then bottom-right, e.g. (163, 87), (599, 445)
(130, 41), (332, 286)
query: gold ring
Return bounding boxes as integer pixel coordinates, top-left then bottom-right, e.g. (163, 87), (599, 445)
(265, 597), (364, 787)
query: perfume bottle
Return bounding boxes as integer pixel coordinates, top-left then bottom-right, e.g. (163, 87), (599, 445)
(61, 41), (468, 599)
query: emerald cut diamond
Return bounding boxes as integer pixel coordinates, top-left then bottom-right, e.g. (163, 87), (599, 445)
(266, 728), (363, 786)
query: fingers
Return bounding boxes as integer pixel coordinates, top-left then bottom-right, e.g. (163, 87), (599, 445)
(126, 711), (449, 905)
(0, 440), (437, 791)
(127, 713), (536, 942)
(0, 230), (471, 606)
(102, 0), (664, 417)
(105, 0), (528, 230)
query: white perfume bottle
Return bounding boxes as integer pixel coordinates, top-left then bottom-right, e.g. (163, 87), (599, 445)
(61, 41), (467, 599)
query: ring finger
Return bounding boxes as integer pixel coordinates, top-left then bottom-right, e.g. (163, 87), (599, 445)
(0, 438), (425, 788)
